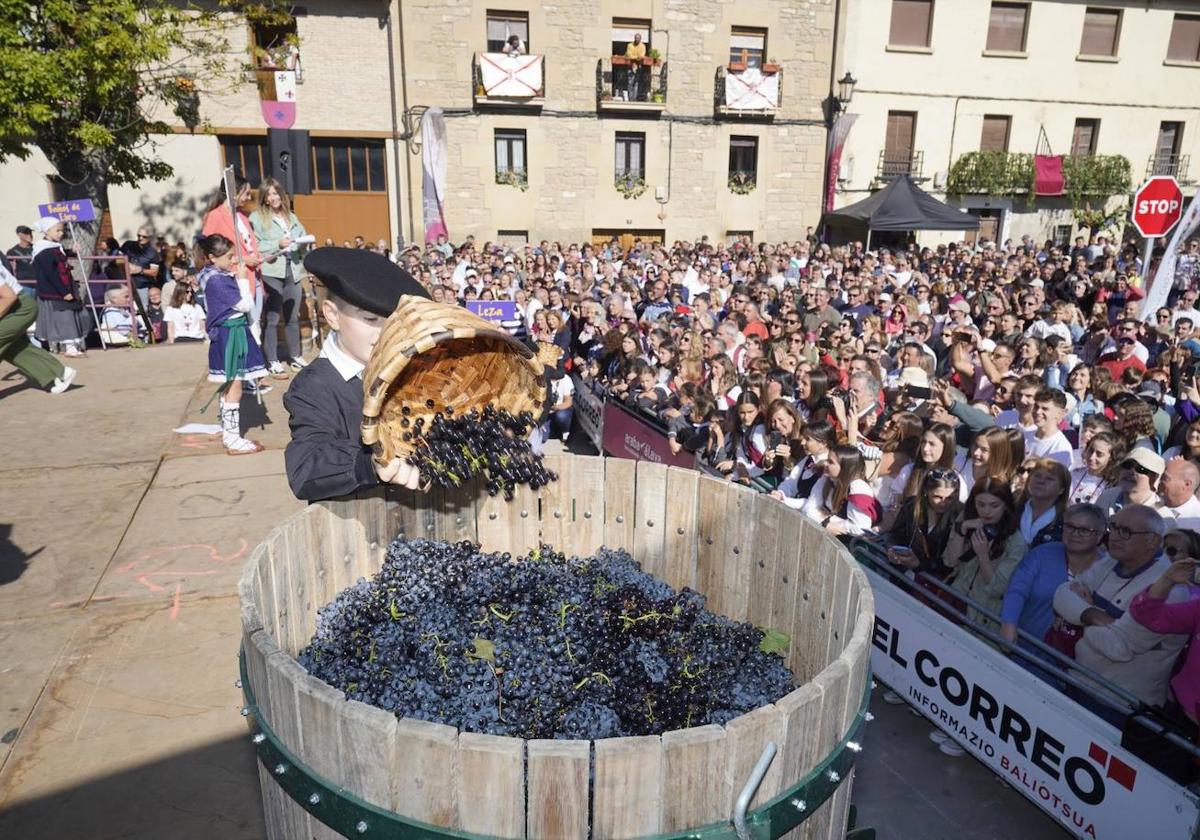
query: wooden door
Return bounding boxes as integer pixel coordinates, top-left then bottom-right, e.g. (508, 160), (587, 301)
(591, 228), (665, 252)
(1071, 120), (1098, 156)
(1158, 122), (1182, 158)
(293, 193), (390, 247)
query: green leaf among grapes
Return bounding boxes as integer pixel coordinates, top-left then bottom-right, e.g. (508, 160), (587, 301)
(469, 637), (496, 663)
(759, 628), (790, 655)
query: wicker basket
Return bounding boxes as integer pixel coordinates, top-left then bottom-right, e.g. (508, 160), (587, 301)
(361, 297), (547, 464)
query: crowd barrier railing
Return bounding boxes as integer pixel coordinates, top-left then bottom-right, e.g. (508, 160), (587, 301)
(12, 254), (145, 350)
(848, 535), (1200, 840)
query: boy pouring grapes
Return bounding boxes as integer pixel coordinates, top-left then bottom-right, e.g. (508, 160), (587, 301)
(284, 248), (429, 501)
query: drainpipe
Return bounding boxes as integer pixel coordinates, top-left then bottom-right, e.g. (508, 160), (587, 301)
(395, 0), (416, 243)
(385, 5), (404, 247)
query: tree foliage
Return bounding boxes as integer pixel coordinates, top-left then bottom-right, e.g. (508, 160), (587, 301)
(0, 0), (290, 206)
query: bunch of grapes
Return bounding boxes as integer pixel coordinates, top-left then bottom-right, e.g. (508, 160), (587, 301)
(298, 538), (795, 740)
(399, 403), (555, 500)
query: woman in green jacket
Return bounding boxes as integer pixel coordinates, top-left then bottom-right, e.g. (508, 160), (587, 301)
(251, 178), (310, 376)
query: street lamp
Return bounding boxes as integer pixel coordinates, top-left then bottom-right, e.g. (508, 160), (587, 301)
(836, 71), (857, 108)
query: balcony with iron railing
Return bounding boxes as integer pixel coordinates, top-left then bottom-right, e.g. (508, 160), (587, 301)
(596, 56), (667, 113)
(473, 53), (545, 108)
(714, 64), (781, 118)
(1147, 153), (1191, 182)
(876, 150), (924, 182)
(945, 150), (1133, 197)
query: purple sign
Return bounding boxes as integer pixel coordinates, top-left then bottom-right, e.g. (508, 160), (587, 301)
(602, 402), (696, 468)
(466, 300), (517, 324)
(38, 199), (97, 223)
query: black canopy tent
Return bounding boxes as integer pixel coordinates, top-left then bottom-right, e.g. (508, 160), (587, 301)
(822, 175), (980, 247)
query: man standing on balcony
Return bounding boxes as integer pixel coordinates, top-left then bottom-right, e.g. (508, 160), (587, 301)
(624, 33), (646, 102)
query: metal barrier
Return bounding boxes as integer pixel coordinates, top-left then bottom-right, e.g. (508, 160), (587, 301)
(848, 535), (1200, 760)
(11, 254), (144, 350)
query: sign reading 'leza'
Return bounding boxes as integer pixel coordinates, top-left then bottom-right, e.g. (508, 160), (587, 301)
(1131, 176), (1184, 238)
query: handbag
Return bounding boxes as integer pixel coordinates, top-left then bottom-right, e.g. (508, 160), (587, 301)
(1043, 614), (1084, 662)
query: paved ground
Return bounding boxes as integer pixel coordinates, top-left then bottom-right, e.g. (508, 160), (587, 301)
(0, 346), (1067, 838)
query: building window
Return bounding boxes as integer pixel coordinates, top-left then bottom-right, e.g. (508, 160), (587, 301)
(727, 230), (754, 243)
(985, 2), (1028, 52)
(1071, 118), (1099, 156)
(496, 229), (529, 244)
(611, 18), (652, 54)
(311, 139), (386, 192)
(1079, 7), (1121, 57)
(1152, 121), (1185, 176)
(1053, 224), (1073, 247)
(729, 27), (767, 69)
(888, 0), (934, 48)
(980, 115), (1011, 152)
(884, 111), (917, 169)
(728, 137), (759, 188)
(494, 129), (527, 178)
(220, 135), (268, 186)
(486, 10), (529, 53)
(615, 132), (646, 179)
(1167, 14), (1200, 62)
(250, 12), (301, 70)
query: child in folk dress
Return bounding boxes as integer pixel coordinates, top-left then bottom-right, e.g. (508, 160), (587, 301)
(197, 234), (268, 455)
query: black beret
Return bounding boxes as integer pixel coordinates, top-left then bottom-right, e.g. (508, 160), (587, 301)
(303, 247), (429, 315)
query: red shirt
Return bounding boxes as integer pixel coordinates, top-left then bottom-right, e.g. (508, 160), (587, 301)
(1096, 352), (1146, 381)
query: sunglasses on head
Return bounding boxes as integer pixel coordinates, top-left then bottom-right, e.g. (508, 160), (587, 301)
(1166, 545), (1191, 558)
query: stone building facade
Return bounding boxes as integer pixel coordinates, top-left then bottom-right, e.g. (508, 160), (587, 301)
(0, 0), (837, 247)
(394, 0), (837, 245)
(835, 0), (1200, 246)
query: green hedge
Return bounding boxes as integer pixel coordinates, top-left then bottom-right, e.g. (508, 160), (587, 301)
(947, 151), (1131, 201)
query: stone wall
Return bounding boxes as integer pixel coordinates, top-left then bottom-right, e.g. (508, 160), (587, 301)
(397, 0), (836, 243)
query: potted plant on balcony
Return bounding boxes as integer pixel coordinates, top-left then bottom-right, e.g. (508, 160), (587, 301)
(650, 91), (664, 104)
(615, 174), (648, 199)
(495, 169), (529, 191)
(646, 48), (661, 66)
(728, 172), (756, 194)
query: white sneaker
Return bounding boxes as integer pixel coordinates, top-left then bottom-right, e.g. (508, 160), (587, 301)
(288, 357), (307, 370)
(938, 740), (966, 757)
(248, 380), (273, 395)
(268, 360), (289, 377)
(928, 729), (949, 745)
(882, 689), (906, 705)
(50, 366), (77, 394)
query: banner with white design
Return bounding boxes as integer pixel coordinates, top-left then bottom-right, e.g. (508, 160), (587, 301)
(478, 53), (543, 98)
(866, 567), (1199, 840)
(1141, 193), (1200, 322)
(421, 107), (448, 243)
(724, 67), (779, 110)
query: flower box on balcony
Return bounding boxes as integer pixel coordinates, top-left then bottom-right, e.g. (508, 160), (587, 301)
(612, 55), (659, 67)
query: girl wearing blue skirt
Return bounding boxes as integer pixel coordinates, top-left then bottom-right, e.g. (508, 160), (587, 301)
(197, 233), (268, 455)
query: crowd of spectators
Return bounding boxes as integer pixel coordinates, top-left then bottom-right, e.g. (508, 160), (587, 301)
(8, 186), (1200, 777)
(387, 228), (1200, 776)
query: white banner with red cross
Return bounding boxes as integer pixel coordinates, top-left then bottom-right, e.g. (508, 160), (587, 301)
(724, 67), (779, 109)
(478, 53), (543, 98)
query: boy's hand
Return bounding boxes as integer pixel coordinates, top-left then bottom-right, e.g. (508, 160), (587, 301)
(375, 457), (421, 490)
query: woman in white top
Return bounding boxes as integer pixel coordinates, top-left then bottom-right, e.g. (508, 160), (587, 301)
(1068, 431), (1123, 505)
(770, 421), (838, 506)
(798, 445), (881, 537)
(164, 283), (207, 343)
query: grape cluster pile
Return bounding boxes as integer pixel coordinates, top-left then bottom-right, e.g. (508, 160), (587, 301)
(298, 539), (795, 740)
(400, 403), (555, 499)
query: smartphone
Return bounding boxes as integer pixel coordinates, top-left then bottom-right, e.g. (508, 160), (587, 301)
(906, 385), (932, 400)
(768, 431), (784, 449)
(953, 331), (973, 343)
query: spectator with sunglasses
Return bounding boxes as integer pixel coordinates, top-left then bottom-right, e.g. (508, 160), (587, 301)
(1097, 448), (1165, 522)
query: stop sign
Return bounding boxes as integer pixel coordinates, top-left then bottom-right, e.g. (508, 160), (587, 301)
(1131, 175), (1183, 237)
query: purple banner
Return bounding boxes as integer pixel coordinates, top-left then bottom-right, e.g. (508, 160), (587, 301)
(38, 199), (96, 223)
(601, 402), (696, 468)
(466, 300), (517, 324)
